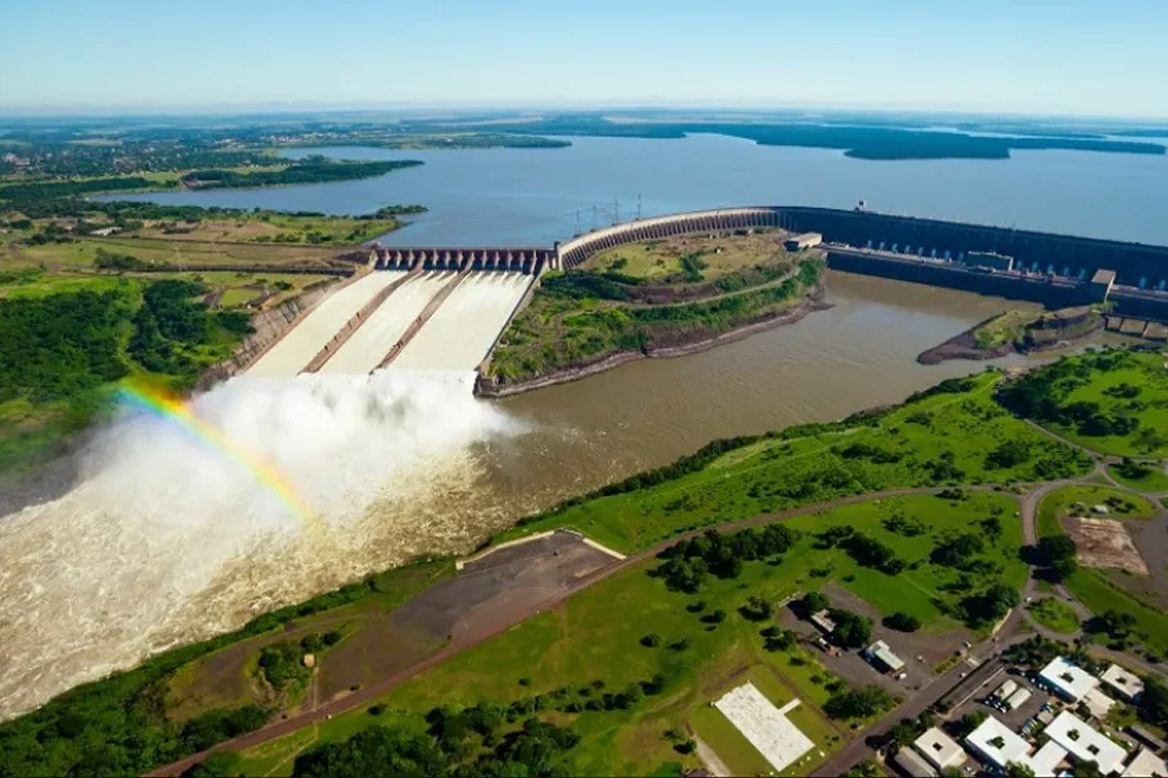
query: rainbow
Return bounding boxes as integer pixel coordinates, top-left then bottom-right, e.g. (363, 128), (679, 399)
(115, 383), (315, 524)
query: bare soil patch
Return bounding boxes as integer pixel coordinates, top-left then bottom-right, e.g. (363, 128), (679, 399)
(1066, 516), (1149, 574)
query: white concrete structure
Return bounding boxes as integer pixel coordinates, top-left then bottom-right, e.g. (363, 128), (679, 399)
(1038, 656), (1100, 701)
(1045, 711), (1128, 775)
(965, 716), (1068, 777)
(318, 272), (455, 375)
(1102, 664), (1145, 703)
(913, 727), (965, 772)
(1123, 747), (1168, 777)
(393, 273), (532, 371)
(247, 272), (404, 377)
(712, 683), (814, 773)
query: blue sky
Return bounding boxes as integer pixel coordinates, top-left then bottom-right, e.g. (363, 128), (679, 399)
(3, 0), (1166, 117)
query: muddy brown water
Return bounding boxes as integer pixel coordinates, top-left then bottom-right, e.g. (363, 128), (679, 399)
(0, 271), (1131, 722)
(480, 270), (1075, 511)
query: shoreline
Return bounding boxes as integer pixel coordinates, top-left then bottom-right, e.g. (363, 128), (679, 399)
(917, 309), (1107, 365)
(476, 288), (831, 398)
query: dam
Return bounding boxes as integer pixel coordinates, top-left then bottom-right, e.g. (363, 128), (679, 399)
(241, 205), (1168, 384)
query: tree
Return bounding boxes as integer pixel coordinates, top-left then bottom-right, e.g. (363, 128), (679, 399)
(661, 556), (707, 593)
(1071, 759), (1102, 777)
(802, 591), (830, 614)
(1005, 761), (1036, 777)
(830, 608), (872, 648)
(739, 595), (774, 622)
(930, 533), (986, 569)
(960, 583), (1020, 626)
(1036, 534), (1079, 581)
(824, 685), (894, 720)
(1138, 677), (1168, 729)
(883, 612), (921, 632)
(182, 751), (243, 778)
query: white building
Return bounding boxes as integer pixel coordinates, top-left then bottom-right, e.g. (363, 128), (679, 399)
(1044, 711), (1128, 776)
(1102, 664), (1145, 703)
(863, 639), (905, 673)
(1038, 656), (1100, 701)
(913, 727), (966, 772)
(965, 716), (1068, 777)
(1123, 747), (1168, 777)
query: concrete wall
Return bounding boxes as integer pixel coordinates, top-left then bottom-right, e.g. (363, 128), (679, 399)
(552, 205), (1168, 290)
(371, 245), (552, 274)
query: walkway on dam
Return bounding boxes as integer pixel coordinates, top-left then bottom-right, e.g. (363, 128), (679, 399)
(317, 271), (456, 375)
(393, 273), (532, 371)
(247, 271), (405, 378)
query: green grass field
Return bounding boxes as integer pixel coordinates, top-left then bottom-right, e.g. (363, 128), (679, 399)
(1027, 597), (1080, 634)
(235, 492), (1019, 775)
(1013, 350), (1168, 458)
(1109, 462), (1168, 493)
(501, 372), (1089, 553)
(1035, 484), (1157, 540)
(974, 310), (1030, 349)
(1033, 486), (1168, 653)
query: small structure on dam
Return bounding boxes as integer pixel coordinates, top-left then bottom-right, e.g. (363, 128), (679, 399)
(244, 204), (1168, 383)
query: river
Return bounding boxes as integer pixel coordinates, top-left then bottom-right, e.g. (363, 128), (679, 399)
(1, 135), (1147, 721)
(105, 133), (1168, 246)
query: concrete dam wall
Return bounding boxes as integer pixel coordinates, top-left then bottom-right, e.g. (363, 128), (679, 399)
(246, 205), (1168, 383)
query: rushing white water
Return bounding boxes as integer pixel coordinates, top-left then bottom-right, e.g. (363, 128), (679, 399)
(0, 369), (524, 721)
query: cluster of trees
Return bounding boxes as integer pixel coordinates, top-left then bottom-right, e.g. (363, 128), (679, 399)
(998, 351), (1146, 440)
(958, 582), (1021, 626)
(128, 280), (251, 375)
(0, 287), (133, 404)
(824, 684), (896, 720)
(0, 175), (154, 202)
(182, 158), (421, 190)
(655, 524), (800, 593)
(257, 631), (341, 692)
(930, 532), (988, 570)
(1086, 609), (1140, 649)
(829, 608), (873, 648)
(815, 526), (906, 575)
(95, 248), (159, 271)
(883, 612), (922, 632)
(1035, 534), (1078, 582)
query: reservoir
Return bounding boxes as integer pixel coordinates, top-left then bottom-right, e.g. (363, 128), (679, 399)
(2, 135), (1149, 721)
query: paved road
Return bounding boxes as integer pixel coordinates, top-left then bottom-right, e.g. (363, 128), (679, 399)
(150, 485), (954, 776)
(155, 426), (1165, 777)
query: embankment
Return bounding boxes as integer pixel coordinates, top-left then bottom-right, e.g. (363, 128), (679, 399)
(917, 307), (1104, 365)
(194, 277), (342, 389)
(476, 289), (829, 397)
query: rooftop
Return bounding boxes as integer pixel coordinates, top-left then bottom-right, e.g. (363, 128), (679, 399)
(1102, 664), (1144, 702)
(913, 727), (965, 770)
(1038, 656), (1099, 701)
(966, 716), (1069, 777)
(965, 716), (1033, 770)
(1123, 747), (1168, 778)
(865, 640), (905, 671)
(1045, 710), (1128, 775)
(894, 747), (938, 778)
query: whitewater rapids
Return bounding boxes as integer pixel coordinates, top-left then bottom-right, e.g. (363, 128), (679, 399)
(0, 369), (527, 721)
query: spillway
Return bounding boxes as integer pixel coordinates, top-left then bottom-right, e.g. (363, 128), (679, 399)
(247, 271), (405, 377)
(318, 272), (456, 375)
(393, 273), (533, 371)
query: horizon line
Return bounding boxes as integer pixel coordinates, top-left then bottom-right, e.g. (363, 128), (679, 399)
(1, 102), (1167, 125)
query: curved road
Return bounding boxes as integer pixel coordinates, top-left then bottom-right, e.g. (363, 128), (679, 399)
(155, 425), (1166, 777)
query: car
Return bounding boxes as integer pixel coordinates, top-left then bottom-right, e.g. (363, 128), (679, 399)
(962, 640), (973, 649)
(895, 672), (907, 680)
